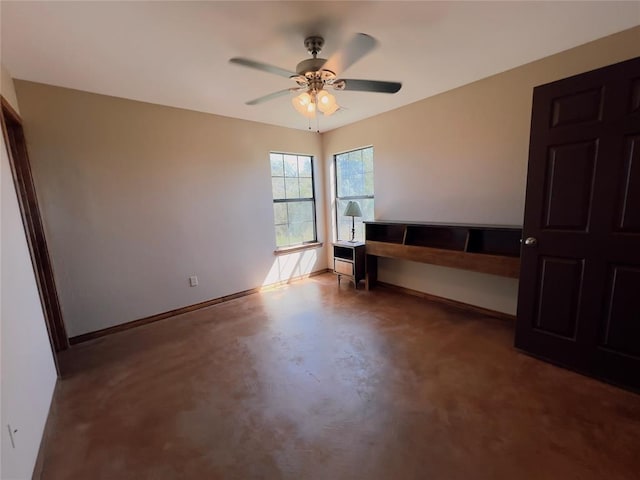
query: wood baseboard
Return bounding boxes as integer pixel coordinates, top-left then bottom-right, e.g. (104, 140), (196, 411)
(376, 281), (516, 322)
(69, 268), (331, 345)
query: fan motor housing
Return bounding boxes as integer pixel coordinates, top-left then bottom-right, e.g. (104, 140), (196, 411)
(296, 58), (330, 76)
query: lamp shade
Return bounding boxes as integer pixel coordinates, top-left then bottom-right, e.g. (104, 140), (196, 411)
(343, 201), (363, 217)
(322, 103), (339, 116)
(317, 90), (336, 113)
(292, 92), (316, 118)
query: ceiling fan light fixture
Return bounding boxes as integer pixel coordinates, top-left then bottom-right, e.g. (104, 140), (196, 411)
(292, 92), (312, 115)
(322, 103), (340, 116)
(292, 89), (339, 118)
(316, 90), (336, 113)
(293, 91), (318, 118)
(305, 101), (316, 118)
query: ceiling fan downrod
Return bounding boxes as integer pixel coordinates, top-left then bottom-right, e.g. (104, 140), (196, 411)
(296, 36), (333, 78)
(304, 36), (324, 57)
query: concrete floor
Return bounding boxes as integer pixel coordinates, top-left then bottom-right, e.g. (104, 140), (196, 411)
(40, 273), (640, 479)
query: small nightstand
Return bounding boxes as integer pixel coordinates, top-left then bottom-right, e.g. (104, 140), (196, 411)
(332, 241), (366, 288)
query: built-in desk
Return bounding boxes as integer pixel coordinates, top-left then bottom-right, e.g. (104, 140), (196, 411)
(364, 221), (522, 289)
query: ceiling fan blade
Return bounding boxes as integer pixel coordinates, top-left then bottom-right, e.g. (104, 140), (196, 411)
(322, 33), (378, 76)
(338, 79), (402, 94)
(229, 57), (296, 79)
(246, 88), (300, 106)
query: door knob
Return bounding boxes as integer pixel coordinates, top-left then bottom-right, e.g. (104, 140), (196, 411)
(524, 237), (537, 247)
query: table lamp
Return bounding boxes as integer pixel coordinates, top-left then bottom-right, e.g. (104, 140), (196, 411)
(343, 201), (363, 242)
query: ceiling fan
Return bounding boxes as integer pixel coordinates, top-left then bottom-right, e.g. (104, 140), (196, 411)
(229, 33), (402, 119)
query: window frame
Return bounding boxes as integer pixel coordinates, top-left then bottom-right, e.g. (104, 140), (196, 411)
(334, 146), (375, 242)
(270, 151), (319, 250)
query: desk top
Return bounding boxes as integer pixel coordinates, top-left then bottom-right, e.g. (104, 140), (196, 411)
(333, 240), (365, 248)
(364, 220), (522, 230)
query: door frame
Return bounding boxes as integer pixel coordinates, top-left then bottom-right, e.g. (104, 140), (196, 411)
(1, 95), (68, 371)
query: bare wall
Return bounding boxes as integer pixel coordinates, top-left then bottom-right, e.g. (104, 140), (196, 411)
(14, 83), (326, 337)
(322, 26), (640, 314)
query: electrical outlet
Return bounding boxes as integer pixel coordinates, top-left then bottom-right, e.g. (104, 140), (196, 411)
(189, 275), (198, 287)
(7, 424), (17, 448)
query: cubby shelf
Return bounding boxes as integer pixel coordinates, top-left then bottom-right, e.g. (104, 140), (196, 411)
(364, 221), (523, 288)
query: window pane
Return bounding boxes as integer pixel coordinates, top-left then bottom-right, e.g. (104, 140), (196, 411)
(354, 220), (365, 242)
(299, 177), (313, 198)
(284, 155), (298, 177)
(288, 222), (304, 245)
(275, 225), (289, 248)
(298, 156), (312, 177)
(270, 153), (284, 177)
(273, 203), (288, 225)
(336, 199), (351, 240)
(285, 178), (299, 199)
(271, 152), (317, 248)
(336, 148), (374, 198)
(272, 177), (285, 200)
(288, 201), (313, 223)
(336, 155), (348, 197)
(351, 173), (365, 196)
(336, 148), (374, 241)
(359, 198), (374, 220)
(364, 172), (374, 196)
(301, 221), (315, 242)
(363, 147), (374, 173)
(338, 217), (352, 242)
(348, 149), (362, 167)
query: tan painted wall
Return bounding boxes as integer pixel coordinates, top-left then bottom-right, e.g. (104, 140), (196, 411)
(322, 26), (640, 314)
(14, 82), (327, 337)
(1, 65), (20, 112)
(1, 65), (57, 480)
(13, 26), (640, 339)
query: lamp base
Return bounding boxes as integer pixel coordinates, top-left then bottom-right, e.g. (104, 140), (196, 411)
(348, 217), (360, 243)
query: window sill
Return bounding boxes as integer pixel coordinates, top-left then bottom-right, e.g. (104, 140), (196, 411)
(273, 242), (323, 256)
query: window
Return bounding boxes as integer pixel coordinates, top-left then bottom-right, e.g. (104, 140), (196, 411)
(270, 152), (317, 249)
(335, 146), (374, 242)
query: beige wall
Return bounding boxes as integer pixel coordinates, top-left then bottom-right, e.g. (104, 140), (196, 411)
(12, 26), (640, 340)
(4, 25), (638, 479)
(14, 83), (327, 337)
(1, 65), (57, 480)
(322, 26), (640, 314)
(1, 66), (20, 111)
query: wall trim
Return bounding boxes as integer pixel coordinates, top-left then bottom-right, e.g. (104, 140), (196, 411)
(273, 241), (323, 256)
(376, 281), (516, 322)
(69, 268), (331, 344)
(2, 95), (69, 365)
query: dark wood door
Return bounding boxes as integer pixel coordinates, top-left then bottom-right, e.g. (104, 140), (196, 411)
(515, 57), (640, 391)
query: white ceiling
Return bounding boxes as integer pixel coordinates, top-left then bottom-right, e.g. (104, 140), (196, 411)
(1, 1), (639, 132)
